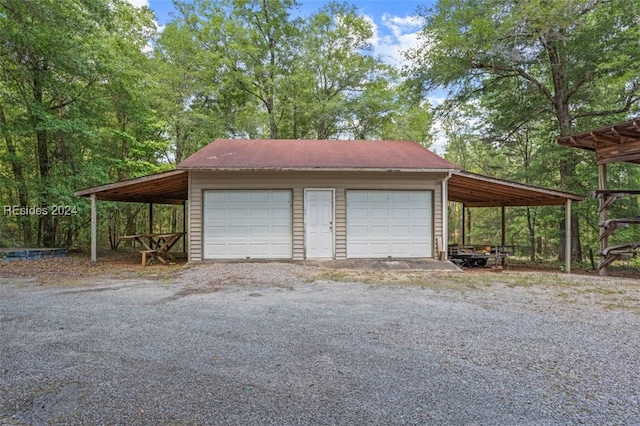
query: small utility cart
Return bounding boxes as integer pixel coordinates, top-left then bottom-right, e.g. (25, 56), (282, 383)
(448, 245), (509, 267)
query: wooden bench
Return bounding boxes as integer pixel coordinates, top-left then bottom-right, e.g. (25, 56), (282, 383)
(140, 250), (158, 266)
(598, 241), (640, 269)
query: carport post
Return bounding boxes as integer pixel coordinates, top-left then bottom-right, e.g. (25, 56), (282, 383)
(442, 173), (452, 260)
(91, 193), (97, 265)
(182, 201), (187, 253)
(565, 199), (572, 274)
(461, 204), (466, 245)
(149, 203), (153, 234)
(501, 206), (506, 266)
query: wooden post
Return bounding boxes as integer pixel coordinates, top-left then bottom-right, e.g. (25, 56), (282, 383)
(442, 174), (451, 260)
(501, 206), (506, 266)
(91, 193), (97, 265)
(182, 201), (187, 253)
(598, 164), (608, 276)
(461, 204), (466, 245)
(565, 199), (572, 274)
(149, 203), (153, 235)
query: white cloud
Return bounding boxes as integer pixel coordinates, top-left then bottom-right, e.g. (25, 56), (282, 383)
(365, 13), (423, 67)
(125, 0), (149, 7)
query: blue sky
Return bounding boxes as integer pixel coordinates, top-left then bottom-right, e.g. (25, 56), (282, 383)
(129, 0), (437, 67)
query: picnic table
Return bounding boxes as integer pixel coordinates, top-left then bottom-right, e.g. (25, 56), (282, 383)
(118, 232), (185, 266)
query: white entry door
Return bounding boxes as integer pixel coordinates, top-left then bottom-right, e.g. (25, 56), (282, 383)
(305, 189), (334, 258)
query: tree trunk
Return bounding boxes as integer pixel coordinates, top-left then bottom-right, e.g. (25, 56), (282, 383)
(32, 63), (55, 247)
(0, 105), (32, 244)
(526, 207), (535, 261)
(545, 37), (582, 262)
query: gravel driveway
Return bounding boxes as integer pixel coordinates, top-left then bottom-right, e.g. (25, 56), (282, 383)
(1, 263), (639, 425)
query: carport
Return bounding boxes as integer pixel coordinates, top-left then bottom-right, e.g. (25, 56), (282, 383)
(74, 170), (189, 265)
(447, 171), (585, 272)
(75, 169), (583, 271)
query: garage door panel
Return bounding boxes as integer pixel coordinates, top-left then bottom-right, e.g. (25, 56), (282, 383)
(411, 225), (430, 236)
(206, 226), (226, 238)
(250, 226), (269, 237)
(371, 226), (389, 237)
(391, 209), (410, 219)
(269, 244), (292, 257)
(411, 208), (429, 219)
(390, 192), (411, 203)
(207, 245), (227, 256)
(349, 208), (368, 220)
(250, 191), (269, 203)
(207, 208), (227, 220)
(227, 226), (247, 237)
(369, 192), (389, 203)
(348, 225), (368, 237)
(390, 243), (410, 255)
(371, 208), (389, 219)
(251, 209), (268, 220)
(228, 192), (248, 203)
(271, 226), (291, 237)
(349, 192), (369, 203)
(271, 191), (290, 203)
(207, 192), (227, 203)
(203, 190), (292, 259)
(347, 190), (432, 258)
(271, 208), (290, 219)
(229, 208), (247, 219)
(390, 225), (410, 237)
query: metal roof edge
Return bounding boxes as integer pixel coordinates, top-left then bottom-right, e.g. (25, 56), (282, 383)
(176, 166), (460, 173)
(454, 171), (586, 201)
(74, 170), (187, 197)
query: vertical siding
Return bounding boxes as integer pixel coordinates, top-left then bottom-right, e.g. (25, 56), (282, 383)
(434, 183), (442, 253)
(334, 188), (347, 259)
(188, 172), (202, 262)
(292, 187), (304, 260)
(188, 170), (449, 261)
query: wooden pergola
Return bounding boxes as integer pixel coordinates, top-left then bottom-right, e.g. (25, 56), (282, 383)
(557, 117), (640, 275)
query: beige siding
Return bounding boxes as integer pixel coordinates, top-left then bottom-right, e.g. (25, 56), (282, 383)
(292, 187), (304, 260)
(189, 170), (448, 261)
(335, 188), (347, 259)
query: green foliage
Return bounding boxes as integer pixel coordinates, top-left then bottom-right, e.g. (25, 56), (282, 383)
(413, 0), (640, 262)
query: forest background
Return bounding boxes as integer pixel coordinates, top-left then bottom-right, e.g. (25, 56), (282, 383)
(1, 0), (639, 265)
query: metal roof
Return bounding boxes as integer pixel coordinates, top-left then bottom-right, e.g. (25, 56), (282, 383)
(556, 118), (640, 164)
(74, 170), (188, 204)
(177, 139), (460, 171)
(448, 171), (584, 207)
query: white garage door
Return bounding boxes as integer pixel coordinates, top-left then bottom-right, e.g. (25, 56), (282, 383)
(203, 190), (292, 259)
(347, 190), (432, 258)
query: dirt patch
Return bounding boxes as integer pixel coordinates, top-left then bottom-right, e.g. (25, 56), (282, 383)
(0, 249), (186, 285)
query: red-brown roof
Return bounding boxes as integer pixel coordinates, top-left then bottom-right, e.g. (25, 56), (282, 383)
(177, 139), (459, 171)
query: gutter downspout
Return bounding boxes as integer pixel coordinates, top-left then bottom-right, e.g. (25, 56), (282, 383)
(441, 172), (453, 260)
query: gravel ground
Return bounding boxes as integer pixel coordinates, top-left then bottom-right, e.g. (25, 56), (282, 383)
(1, 263), (639, 425)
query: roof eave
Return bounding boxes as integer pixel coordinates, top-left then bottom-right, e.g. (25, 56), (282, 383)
(176, 166), (460, 173)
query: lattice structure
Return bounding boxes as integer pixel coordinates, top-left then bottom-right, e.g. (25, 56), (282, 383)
(558, 118), (640, 275)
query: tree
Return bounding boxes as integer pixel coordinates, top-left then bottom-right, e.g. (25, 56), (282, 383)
(0, 0), (159, 247)
(409, 0), (640, 261)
